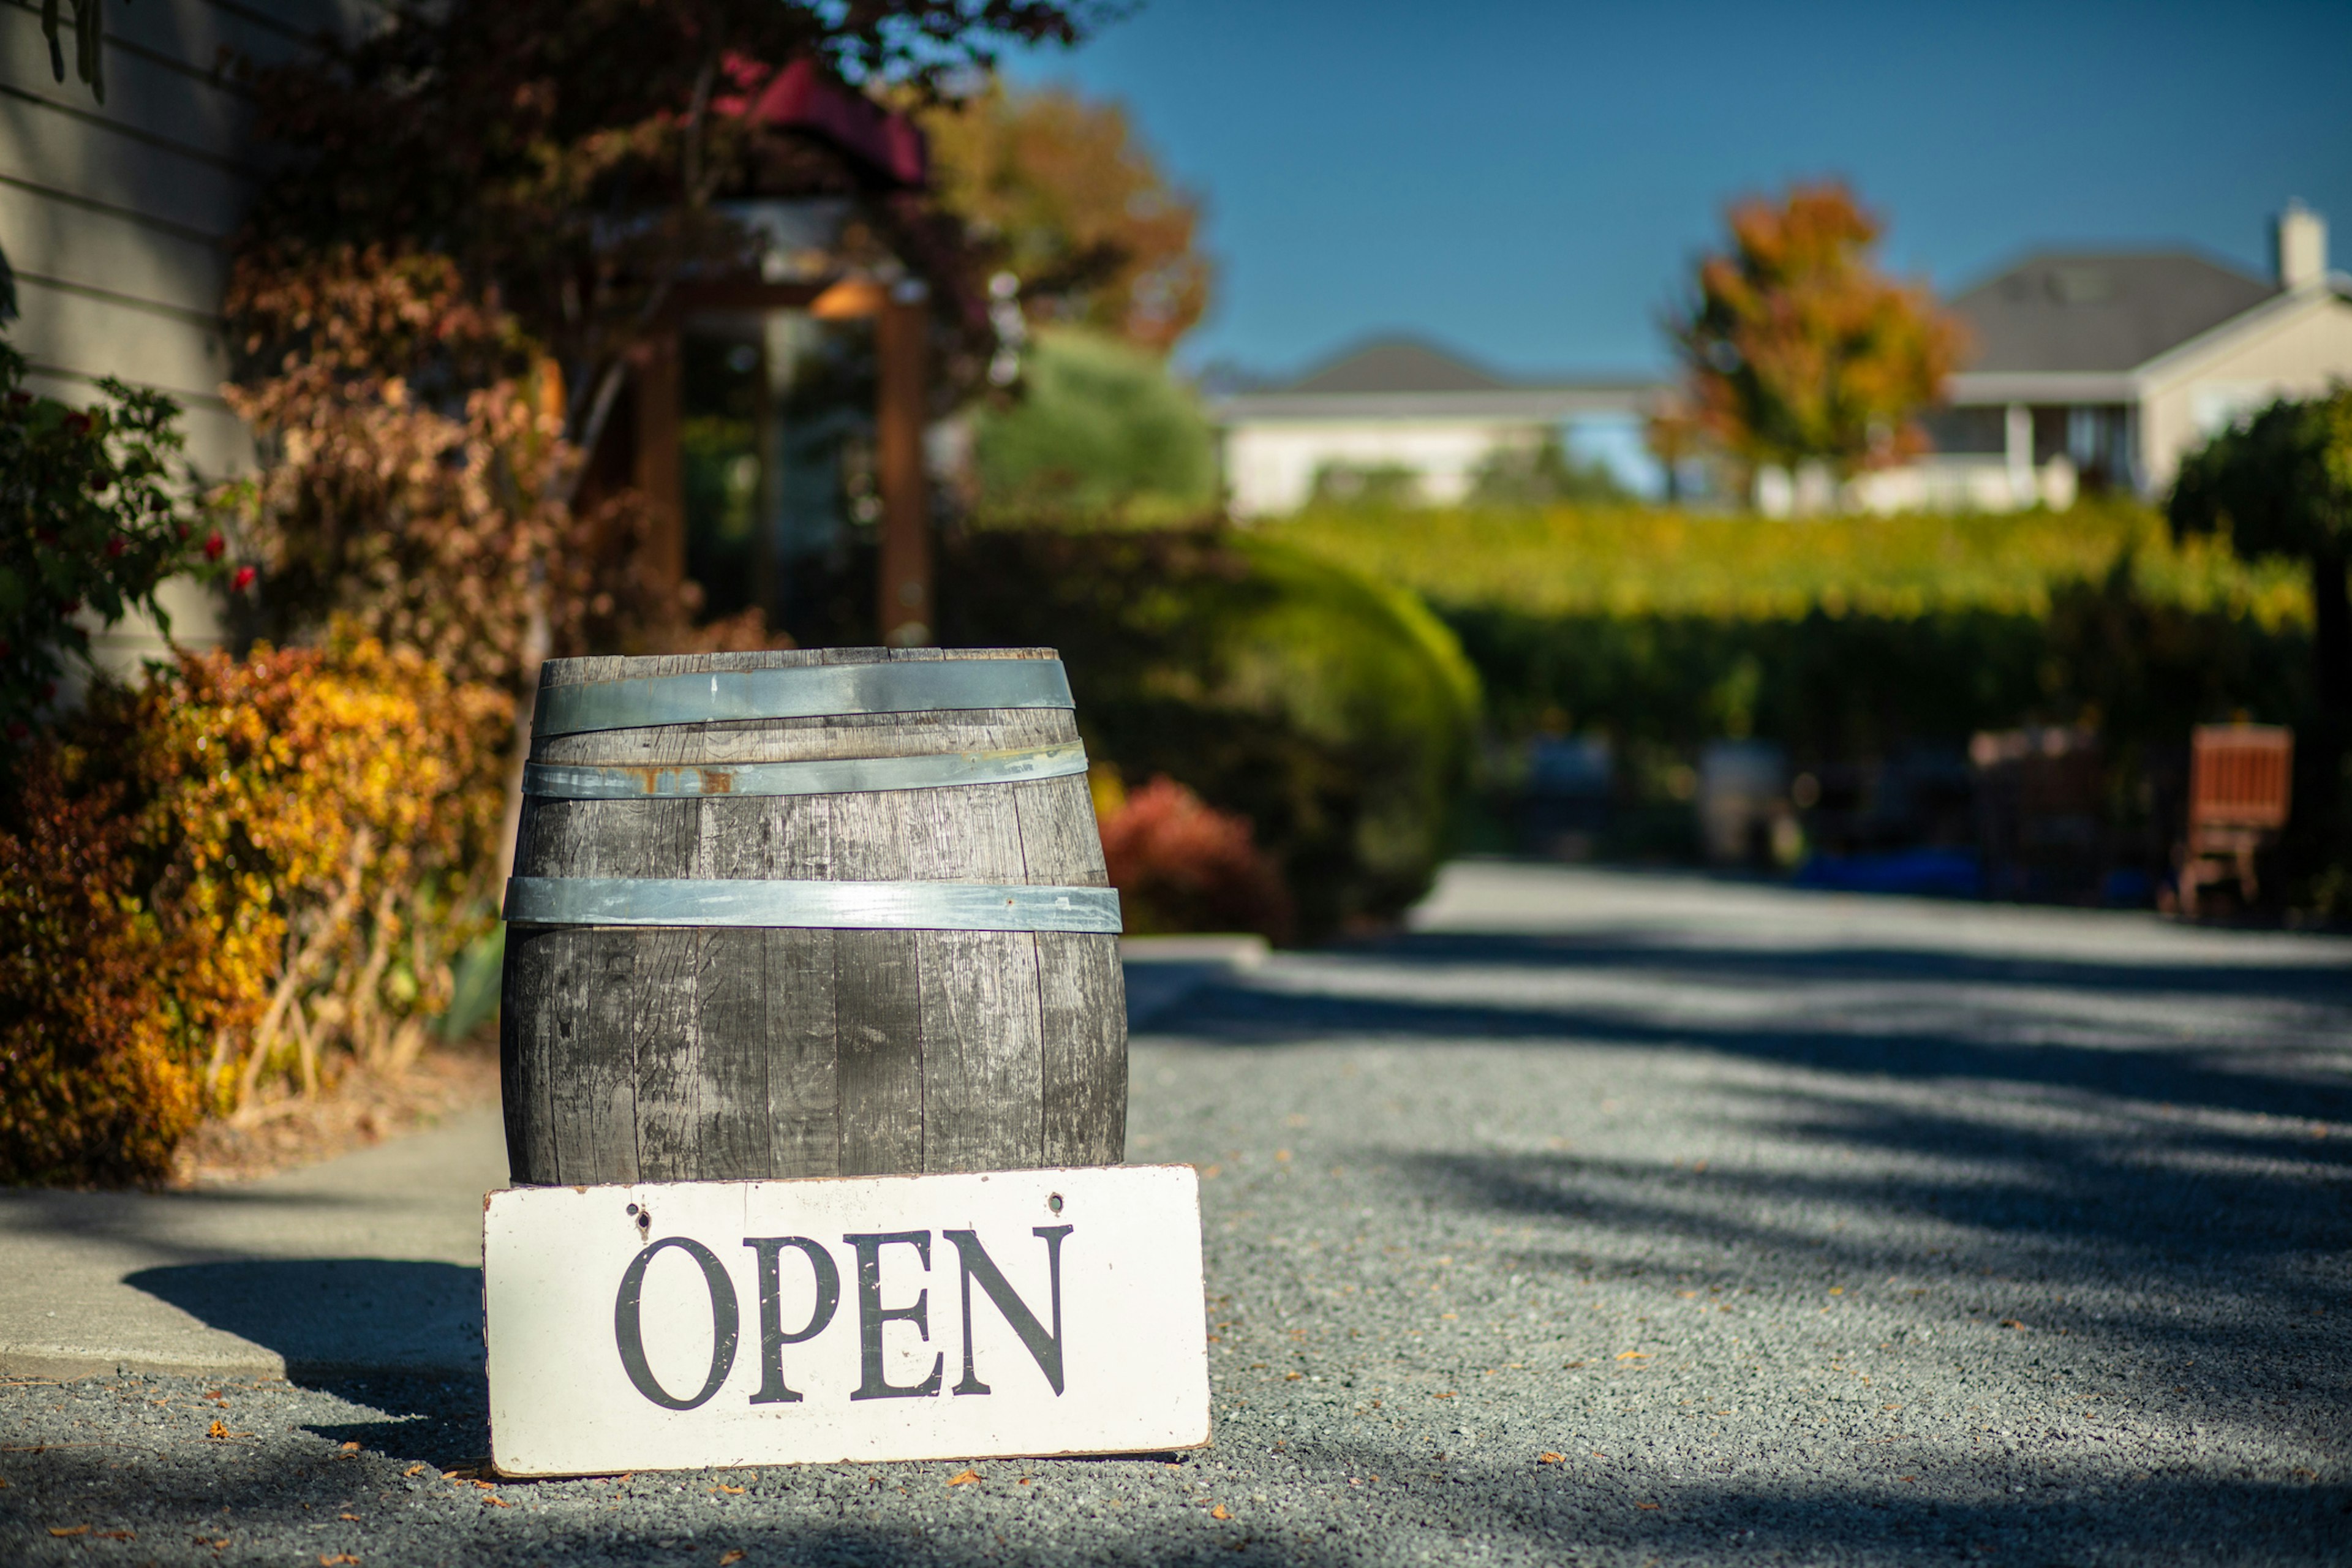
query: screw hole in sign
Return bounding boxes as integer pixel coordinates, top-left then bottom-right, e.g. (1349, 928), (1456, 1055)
(1049, 1193), (1064, 1215)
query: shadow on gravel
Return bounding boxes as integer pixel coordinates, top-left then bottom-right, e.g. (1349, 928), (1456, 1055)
(1355, 929), (2352, 1003)
(1160, 967), (2352, 1128)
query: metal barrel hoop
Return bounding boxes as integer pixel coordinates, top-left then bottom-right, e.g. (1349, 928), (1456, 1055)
(503, 876), (1123, 935)
(532, 659), (1076, 738)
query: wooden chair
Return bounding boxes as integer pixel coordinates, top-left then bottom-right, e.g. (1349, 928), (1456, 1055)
(2175, 724), (2293, 914)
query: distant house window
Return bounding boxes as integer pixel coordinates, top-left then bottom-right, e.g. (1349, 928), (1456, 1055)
(1920, 406), (2005, 455)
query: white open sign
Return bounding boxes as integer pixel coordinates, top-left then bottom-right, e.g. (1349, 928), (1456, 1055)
(483, 1165), (1208, 1476)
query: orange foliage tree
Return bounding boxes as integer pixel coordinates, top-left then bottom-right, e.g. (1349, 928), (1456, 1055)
(1666, 181), (1966, 483)
(925, 83), (1213, 355)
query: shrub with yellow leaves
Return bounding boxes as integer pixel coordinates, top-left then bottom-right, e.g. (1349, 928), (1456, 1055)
(0, 635), (506, 1184)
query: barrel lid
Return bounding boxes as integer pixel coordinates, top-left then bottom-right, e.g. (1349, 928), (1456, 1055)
(533, 658), (1074, 737)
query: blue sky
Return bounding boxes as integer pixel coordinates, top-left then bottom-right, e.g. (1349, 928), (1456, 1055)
(1005, 0), (2352, 382)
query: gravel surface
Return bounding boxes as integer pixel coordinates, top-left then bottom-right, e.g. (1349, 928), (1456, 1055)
(4, 865), (2348, 1566)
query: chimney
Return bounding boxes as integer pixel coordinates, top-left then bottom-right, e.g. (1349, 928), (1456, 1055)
(2275, 200), (2327, 290)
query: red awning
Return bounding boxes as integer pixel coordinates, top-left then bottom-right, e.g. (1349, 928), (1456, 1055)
(719, 57), (927, 189)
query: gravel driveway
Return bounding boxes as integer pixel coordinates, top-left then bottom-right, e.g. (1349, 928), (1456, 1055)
(3, 864), (2347, 1565)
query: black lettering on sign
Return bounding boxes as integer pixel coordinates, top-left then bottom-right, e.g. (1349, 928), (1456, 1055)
(742, 1237), (841, 1406)
(946, 1226), (1074, 1397)
(843, 1231), (943, 1401)
(613, 1237), (741, 1411)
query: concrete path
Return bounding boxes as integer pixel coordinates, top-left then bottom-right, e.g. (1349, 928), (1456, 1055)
(1, 864), (2345, 1566)
(0, 1106), (505, 1378)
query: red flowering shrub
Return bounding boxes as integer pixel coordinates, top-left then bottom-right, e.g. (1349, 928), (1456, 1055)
(1097, 774), (1294, 944)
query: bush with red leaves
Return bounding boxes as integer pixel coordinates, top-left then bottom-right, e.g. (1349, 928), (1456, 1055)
(1098, 775), (1294, 945)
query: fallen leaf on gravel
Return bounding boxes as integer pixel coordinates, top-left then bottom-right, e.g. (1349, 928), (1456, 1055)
(1538, 1453), (1565, 1464)
(2000, 1319), (2026, 1330)
(714, 1483), (744, 1494)
(339, 1441), (361, 1453)
(1884, 1404), (1902, 1412)
(96, 1531), (134, 1541)
(1637, 1502), (1660, 1510)
(205, 1420), (229, 1440)
(1433, 1391), (1455, 1400)
(0, 1477), (9, 1488)
(1616, 1352), (1648, 1362)
(1562, 1360), (1586, 1369)
(720, 1553), (746, 1566)
(403, 1464), (425, 1477)
(482, 1495), (510, 1507)
(1899, 1476), (1919, 1483)
(946, 1469), (982, 1486)
(320, 1556), (360, 1566)
(49, 1526), (90, 1537)
(1211, 1504), (1231, 1519)
(339, 1513), (360, 1520)
(1283, 1372), (1302, 1381)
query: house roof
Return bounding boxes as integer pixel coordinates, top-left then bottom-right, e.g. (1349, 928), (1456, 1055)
(1284, 337), (1509, 394)
(1216, 336), (1665, 423)
(1950, 251), (2276, 374)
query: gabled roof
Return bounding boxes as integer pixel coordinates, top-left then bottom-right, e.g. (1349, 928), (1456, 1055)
(1950, 251), (2275, 374)
(1285, 337), (1507, 394)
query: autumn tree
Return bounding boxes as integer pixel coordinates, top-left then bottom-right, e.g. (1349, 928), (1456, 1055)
(1667, 181), (1964, 489)
(924, 82), (1212, 354)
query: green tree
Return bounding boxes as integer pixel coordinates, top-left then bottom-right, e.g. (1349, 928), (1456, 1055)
(2170, 385), (2352, 731)
(973, 328), (1217, 518)
(1668, 180), (1965, 488)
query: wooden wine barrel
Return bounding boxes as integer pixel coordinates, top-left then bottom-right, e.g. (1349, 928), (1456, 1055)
(497, 647), (1126, 1186)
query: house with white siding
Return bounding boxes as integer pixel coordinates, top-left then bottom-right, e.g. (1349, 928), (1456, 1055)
(1211, 339), (1668, 517)
(1839, 203), (2352, 514)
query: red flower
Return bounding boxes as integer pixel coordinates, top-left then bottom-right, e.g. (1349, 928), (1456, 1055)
(230, 565), (257, 593)
(105, 536), (127, 559)
(5, 391), (29, 407)
(61, 412), (92, 436)
(37, 681), (56, 702)
(4, 721), (28, 743)
(58, 598), (79, 617)
(203, 532), (225, 561)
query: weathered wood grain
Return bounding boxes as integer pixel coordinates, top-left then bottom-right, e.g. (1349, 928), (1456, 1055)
(708, 792), (839, 1178)
(1015, 775), (1128, 1166)
(826, 650), (926, 1177)
(501, 646), (1127, 1186)
(914, 780), (1044, 1172)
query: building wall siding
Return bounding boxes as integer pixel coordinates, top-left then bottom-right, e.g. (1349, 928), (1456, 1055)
(1, 0), (373, 668)
(2139, 293), (2352, 494)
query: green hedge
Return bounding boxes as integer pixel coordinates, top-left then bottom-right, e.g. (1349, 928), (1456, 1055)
(1447, 567), (2310, 764)
(927, 527), (1473, 939)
